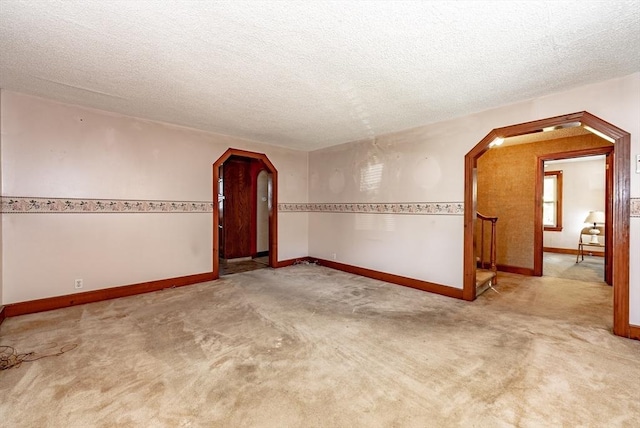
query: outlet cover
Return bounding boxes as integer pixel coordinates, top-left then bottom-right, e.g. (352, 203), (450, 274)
(74, 279), (83, 289)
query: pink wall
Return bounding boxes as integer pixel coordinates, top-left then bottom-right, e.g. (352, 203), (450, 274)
(2, 73), (639, 326)
(543, 157), (606, 250)
(0, 91), (308, 303)
(308, 73), (640, 324)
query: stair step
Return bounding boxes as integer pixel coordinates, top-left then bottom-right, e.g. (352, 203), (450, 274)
(476, 269), (496, 296)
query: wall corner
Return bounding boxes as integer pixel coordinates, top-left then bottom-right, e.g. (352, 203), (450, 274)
(0, 88), (4, 307)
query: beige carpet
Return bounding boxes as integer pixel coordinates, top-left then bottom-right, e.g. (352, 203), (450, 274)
(219, 256), (270, 276)
(1, 265), (638, 427)
(543, 252), (605, 282)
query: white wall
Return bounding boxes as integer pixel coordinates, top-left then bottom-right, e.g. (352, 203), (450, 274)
(309, 72), (640, 325)
(2, 73), (639, 327)
(0, 90), (308, 304)
(308, 129), (466, 288)
(631, 218), (640, 325)
(543, 157), (606, 249)
(0, 90), (3, 306)
(256, 170), (269, 253)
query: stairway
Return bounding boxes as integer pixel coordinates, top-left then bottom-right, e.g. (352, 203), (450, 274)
(476, 212), (498, 297)
(476, 269), (496, 296)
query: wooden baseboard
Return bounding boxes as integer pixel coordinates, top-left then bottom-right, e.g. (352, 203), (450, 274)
(313, 258), (463, 299)
(543, 247), (604, 257)
(497, 264), (535, 276)
(630, 325), (640, 341)
(4, 272), (215, 318)
(4, 264), (635, 341)
(274, 257), (312, 268)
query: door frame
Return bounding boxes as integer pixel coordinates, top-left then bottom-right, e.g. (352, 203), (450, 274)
(213, 148), (278, 278)
(463, 111), (630, 338)
(535, 146), (613, 283)
(254, 169), (271, 257)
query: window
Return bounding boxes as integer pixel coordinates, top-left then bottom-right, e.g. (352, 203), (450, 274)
(359, 162), (384, 193)
(543, 170), (563, 231)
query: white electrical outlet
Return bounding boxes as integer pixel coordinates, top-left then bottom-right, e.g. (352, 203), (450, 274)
(74, 279), (83, 289)
(331, 253), (337, 260)
(636, 154), (640, 173)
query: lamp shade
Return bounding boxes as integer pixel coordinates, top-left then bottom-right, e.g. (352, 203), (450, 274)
(584, 211), (605, 225)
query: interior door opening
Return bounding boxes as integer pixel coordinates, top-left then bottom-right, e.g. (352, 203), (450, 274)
(213, 149), (278, 278)
(539, 151), (611, 285)
(464, 111), (630, 338)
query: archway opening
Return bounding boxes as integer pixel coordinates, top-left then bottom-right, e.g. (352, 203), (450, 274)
(463, 112), (630, 338)
(213, 148), (278, 279)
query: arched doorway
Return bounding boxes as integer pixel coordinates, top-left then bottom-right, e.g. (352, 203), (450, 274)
(463, 112), (630, 338)
(213, 148), (278, 279)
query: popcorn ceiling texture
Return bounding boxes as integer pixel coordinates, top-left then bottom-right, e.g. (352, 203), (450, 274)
(1, 1), (639, 150)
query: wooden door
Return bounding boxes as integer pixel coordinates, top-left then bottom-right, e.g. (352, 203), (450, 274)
(222, 157), (252, 259)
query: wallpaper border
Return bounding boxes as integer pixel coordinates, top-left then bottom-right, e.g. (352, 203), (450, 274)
(2, 196), (638, 216)
(0, 196), (213, 214)
(278, 202), (465, 215)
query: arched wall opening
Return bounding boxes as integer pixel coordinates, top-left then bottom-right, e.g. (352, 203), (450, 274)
(463, 112), (630, 338)
(213, 148), (278, 279)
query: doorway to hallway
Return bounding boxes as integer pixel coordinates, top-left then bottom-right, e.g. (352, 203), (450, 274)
(464, 111), (630, 338)
(213, 149), (278, 278)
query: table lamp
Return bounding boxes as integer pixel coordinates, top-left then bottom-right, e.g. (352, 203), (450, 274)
(584, 211), (605, 244)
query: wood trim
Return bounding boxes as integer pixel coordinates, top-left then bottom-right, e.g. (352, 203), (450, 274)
(276, 257), (463, 300)
(536, 146), (613, 277)
(274, 257), (312, 268)
(4, 272), (215, 318)
(315, 258), (464, 299)
(605, 152), (613, 285)
(464, 111), (630, 339)
(629, 325), (640, 341)
(543, 247), (604, 257)
(213, 148), (278, 280)
(496, 265), (536, 276)
(582, 113), (629, 337)
(534, 157), (544, 276)
(543, 170), (563, 231)
(278, 257), (464, 300)
(0, 305), (6, 326)
(463, 154), (478, 301)
(538, 146), (614, 161)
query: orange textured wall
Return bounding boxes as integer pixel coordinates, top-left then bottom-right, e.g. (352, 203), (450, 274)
(477, 134), (611, 271)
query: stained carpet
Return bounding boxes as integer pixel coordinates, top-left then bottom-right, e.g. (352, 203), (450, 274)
(0, 265), (638, 427)
(219, 256), (269, 276)
(543, 252), (605, 282)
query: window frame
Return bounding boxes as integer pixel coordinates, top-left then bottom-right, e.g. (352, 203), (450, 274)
(543, 170), (563, 231)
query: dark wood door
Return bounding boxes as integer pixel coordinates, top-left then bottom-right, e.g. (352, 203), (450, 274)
(222, 157), (252, 259)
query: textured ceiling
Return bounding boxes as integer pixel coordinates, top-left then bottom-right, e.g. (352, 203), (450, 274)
(1, 1), (639, 151)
